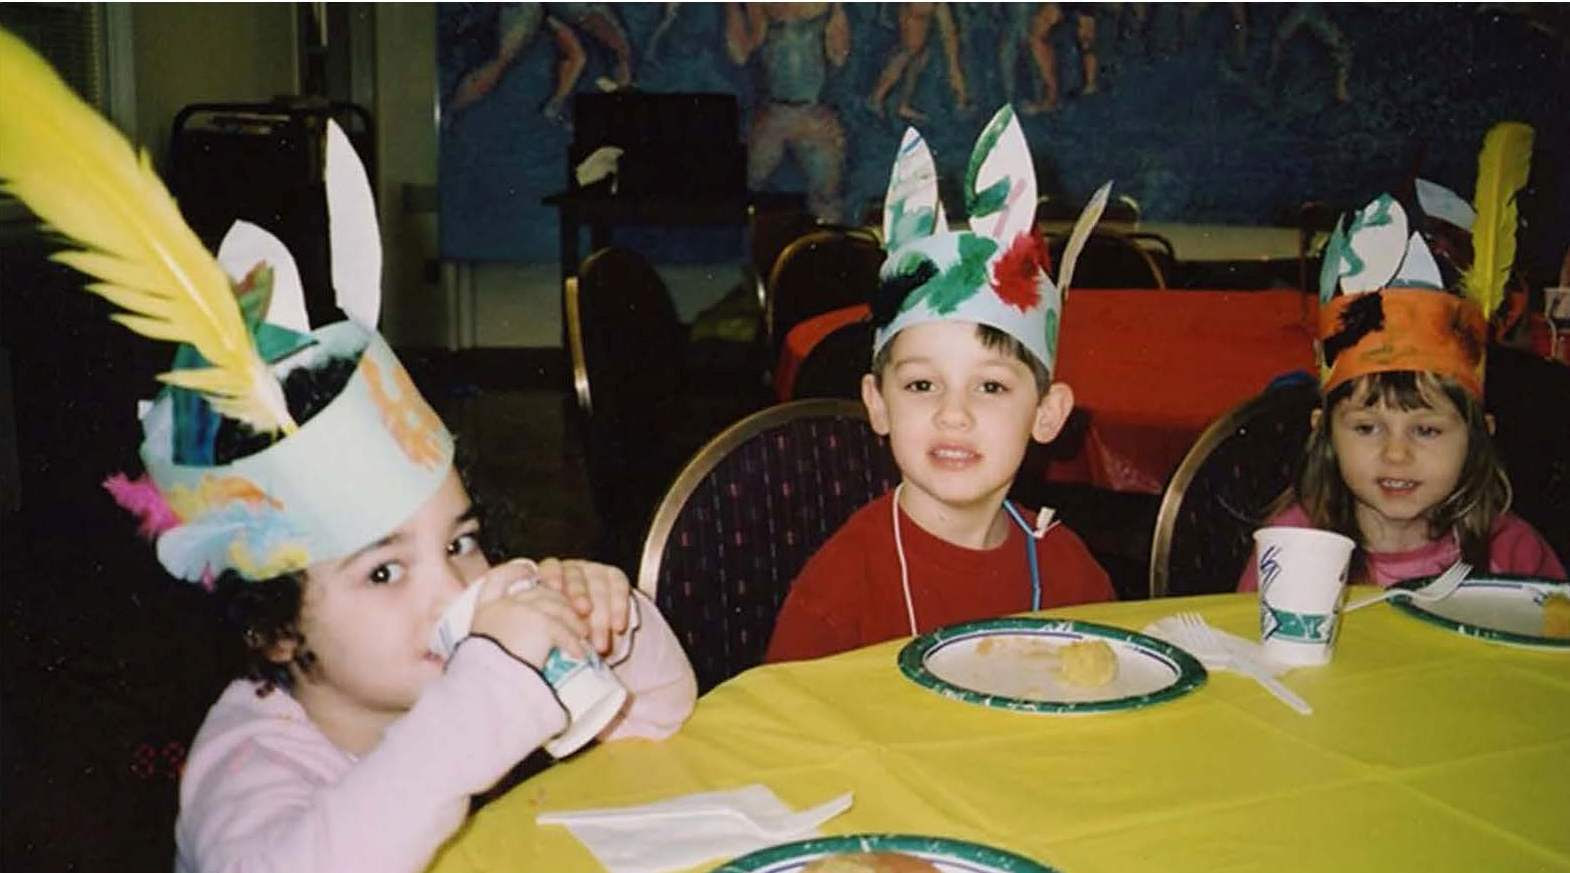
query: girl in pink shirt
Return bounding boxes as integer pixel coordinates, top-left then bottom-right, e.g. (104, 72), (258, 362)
(0, 40), (697, 873)
(1241, 180), (1564, 591)
(1237, 369), (1565, 590)
(168, 354), (697, 873)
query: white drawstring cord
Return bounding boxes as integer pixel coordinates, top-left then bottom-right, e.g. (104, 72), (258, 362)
(892, 483), (920, 637)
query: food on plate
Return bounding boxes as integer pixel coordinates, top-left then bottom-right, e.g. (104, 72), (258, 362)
(1055, 638), (1119, 687)
(801, 852), (942, 873)
(1542, 592), (1570, 638)
(972, 635), (1118, 687)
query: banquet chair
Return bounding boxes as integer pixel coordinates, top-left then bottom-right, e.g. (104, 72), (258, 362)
(748, 206), (818, 306)
(1045, 231), (1167, 289)
(1036, 193), (1141, 225)
(1485, 344), (1570, 568)
(568, 246), (691, 567)
(636, 399), (899, 692)
(1148, 374), (1319, 597)
(791, 318), (873, 401)
(765, 228), (884, 363)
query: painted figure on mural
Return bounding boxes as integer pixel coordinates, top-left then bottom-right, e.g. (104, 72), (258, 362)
(725, 2), (850, 223)
(1117, 3), (1248, 68)
(866, 3), (969, 123)
(643, 3), (683, 66)
(1267, 3), (1352, 103)
(444, 2), (635, 125)
(998, 4), (1099, 115)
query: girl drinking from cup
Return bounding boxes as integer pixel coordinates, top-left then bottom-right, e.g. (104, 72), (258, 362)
(1240, 145), (1565, 590)
(0, 31), (696, 873)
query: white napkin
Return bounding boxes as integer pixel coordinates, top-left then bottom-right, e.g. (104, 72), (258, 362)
(537, 784), (853, 873)
(1143, 616), (1287, 677)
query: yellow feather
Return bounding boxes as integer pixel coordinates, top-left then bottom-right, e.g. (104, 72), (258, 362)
(0, 29), (295, 434)
(1463, 121), (1533, 319)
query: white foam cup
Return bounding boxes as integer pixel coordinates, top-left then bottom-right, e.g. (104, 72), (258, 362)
(1253, 526), (1355, 666)
(429, 580), (634, 758)
(538, 646), (628, 757)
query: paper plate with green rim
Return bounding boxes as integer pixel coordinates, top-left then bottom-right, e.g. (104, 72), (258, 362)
(1387, 574), (1570, 651)
(710, 833), (1058, 872)
(897, 617), (1206, 714)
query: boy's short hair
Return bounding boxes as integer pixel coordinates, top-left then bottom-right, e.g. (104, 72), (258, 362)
(870, 323), (1052, 397)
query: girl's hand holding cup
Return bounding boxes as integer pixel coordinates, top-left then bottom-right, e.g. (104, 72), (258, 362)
(464, 559), (588, 668)
(430, 557), (634, 758)
(532, 558), (633, 655)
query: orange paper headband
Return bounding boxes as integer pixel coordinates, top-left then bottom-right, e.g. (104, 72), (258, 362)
(1318, 288), (1486, 397)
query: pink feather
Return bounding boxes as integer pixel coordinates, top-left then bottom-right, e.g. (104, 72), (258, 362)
(102, 472), (180, 539)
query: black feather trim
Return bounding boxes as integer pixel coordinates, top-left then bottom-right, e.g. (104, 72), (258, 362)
(1321, 292), (1385, 365)
(871, 256), (937, 331)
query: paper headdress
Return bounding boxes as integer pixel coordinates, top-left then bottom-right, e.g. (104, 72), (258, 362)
(871, 104), (1111, 376)
(0, 29), (454, 582)
(1317, 121), (1533, 398)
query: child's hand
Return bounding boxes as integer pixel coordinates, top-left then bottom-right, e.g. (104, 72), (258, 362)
(468, 559), (589, 668)
(533, 558), (633, 655)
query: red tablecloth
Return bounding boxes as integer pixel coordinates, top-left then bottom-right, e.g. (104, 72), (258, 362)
(775, 289), (1318, 494)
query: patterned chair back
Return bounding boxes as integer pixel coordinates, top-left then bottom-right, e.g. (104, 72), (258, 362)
(765, 229), (884, 364)
(1149, 375), (1319, 597)
(637, 399), (899, 692)
(1485, 344), (1570, 568)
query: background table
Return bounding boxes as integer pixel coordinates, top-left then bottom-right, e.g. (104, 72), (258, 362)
(775, 290), (1318, 494)
(429, 591), (1570, 873)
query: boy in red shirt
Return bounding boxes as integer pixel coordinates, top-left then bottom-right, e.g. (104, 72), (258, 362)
(766, 106), (1115, 663)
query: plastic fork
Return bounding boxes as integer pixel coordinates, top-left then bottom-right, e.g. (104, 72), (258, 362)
(1342, 560), (1471, 613)
(1174, 612), (1313, 715)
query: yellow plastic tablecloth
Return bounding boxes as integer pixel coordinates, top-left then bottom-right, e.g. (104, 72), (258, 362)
(428, 591), (1570, 873)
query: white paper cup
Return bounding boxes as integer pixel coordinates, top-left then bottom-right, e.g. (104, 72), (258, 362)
(428, 581), (632, 758)
(1253, 526), (1355, 666)
(538, 646), (628, 757)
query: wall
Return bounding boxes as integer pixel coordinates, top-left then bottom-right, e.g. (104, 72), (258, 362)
(129, 3), (297, 171)
(435, 4), (1570, 284)
(373, 4), (448, 348)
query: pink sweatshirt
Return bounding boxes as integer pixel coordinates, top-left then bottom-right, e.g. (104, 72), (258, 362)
(174, 592), (697, 873)
(1238, 504), (1567, 591)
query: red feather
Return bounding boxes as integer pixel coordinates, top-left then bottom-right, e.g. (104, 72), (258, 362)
(991, 230), (1051, 312)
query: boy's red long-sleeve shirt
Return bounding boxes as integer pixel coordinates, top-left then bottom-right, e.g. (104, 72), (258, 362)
(765, 491), (1116, 663)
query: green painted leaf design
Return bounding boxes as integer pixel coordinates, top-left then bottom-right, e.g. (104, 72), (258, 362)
(965, 106), (1015, 219)
(236, 266), (274, 332)
(915, 235), (999, 315)
(887, 198), (936, 250)
(1042, 307), (1059, 367)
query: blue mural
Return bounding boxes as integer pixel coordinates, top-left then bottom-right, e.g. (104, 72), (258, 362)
(437, 3), (1568, 280)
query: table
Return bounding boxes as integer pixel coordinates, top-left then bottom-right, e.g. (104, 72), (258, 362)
(775, 290), (1319, 494)
(429, 591), (1570, 873)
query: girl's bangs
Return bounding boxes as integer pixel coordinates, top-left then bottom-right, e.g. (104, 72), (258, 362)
(1339, 371), (1461, 413)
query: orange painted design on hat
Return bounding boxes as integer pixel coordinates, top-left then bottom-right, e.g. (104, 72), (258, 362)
(1318, 288), (1486, 397)
(164, 473), (283, 521)
(361, 354), (446, 469)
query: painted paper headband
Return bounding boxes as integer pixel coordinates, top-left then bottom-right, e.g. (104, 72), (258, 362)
(1317, 122), (1533, 398)
(871, 104), (1112, 376)
(0, 29), (453, 582)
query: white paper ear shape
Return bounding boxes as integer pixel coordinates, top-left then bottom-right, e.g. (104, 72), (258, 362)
(215, 119), (382, 332)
